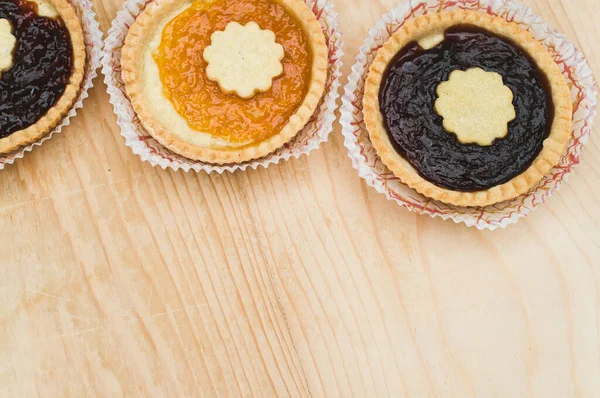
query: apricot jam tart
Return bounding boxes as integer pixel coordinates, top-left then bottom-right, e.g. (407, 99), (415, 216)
(122, 0), (328, 164)
(0, 0), (85, 154)
(363, 10), (573, 207)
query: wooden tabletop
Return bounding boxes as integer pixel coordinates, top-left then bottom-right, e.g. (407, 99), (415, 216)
(1, 0), (599, 396)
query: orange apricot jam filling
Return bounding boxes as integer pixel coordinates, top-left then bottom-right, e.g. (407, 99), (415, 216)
(153, 0), (313, 146)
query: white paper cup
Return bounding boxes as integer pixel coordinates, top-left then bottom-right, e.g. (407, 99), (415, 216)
(101, 0), (344, 173)
(340, 0), (597, 230)
(0, 0), (103, 170)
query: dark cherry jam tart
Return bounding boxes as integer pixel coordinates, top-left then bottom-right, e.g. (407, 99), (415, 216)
(363, 10), (573, 207)
(0, 0), (85, 154)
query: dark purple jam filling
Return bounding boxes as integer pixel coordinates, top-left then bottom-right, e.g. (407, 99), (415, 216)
(379, 26), (554, 192)
(0, 0), (73, 138)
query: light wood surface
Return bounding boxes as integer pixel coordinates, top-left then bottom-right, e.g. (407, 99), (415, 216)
(1, 0), (599, 396)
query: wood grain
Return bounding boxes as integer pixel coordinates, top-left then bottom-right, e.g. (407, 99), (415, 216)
(1, 0), (599, 396)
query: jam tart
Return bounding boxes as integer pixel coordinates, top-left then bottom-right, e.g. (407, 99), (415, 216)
(363, 10), (573, 207)
(0, 0), (86, 154)
(121, 0), (328, 164)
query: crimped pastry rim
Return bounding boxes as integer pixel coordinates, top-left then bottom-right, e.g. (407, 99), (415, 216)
(121, 0), (329, 165)
(0, 0), (86, 154)
(362, 10), (573, 208)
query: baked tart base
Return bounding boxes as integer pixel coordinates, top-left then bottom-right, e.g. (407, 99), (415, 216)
(0, 0), (86, 154)
(121, 0), (328, 164)
(363, 10), (573, 207)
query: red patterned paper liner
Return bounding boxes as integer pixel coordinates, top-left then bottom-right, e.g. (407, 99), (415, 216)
(101, 0), (344, 173)
(0, 0), (102, 170)
(340, 0), (597, 230)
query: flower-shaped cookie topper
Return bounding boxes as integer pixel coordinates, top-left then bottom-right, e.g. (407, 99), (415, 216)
(203, 21), (285, 99)
(0, 19), (16, 78)
(435, 67), (516, 146)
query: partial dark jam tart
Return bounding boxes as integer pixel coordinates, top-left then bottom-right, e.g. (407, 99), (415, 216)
(363, 10), (572, 207)
(0, 0), (85, 154)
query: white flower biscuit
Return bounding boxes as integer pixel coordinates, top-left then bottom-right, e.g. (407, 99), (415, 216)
(435, 67), (516, 146)
(203, 21), (285, 99)
(0, 19), (16, 77)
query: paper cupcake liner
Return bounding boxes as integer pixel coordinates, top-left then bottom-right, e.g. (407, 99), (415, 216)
(101, 0), (344, 173)
(0, 0), (102, 170)
(340, 0), (597, 230)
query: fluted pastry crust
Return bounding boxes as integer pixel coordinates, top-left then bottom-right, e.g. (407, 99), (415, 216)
(363, 10), (573, 207)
